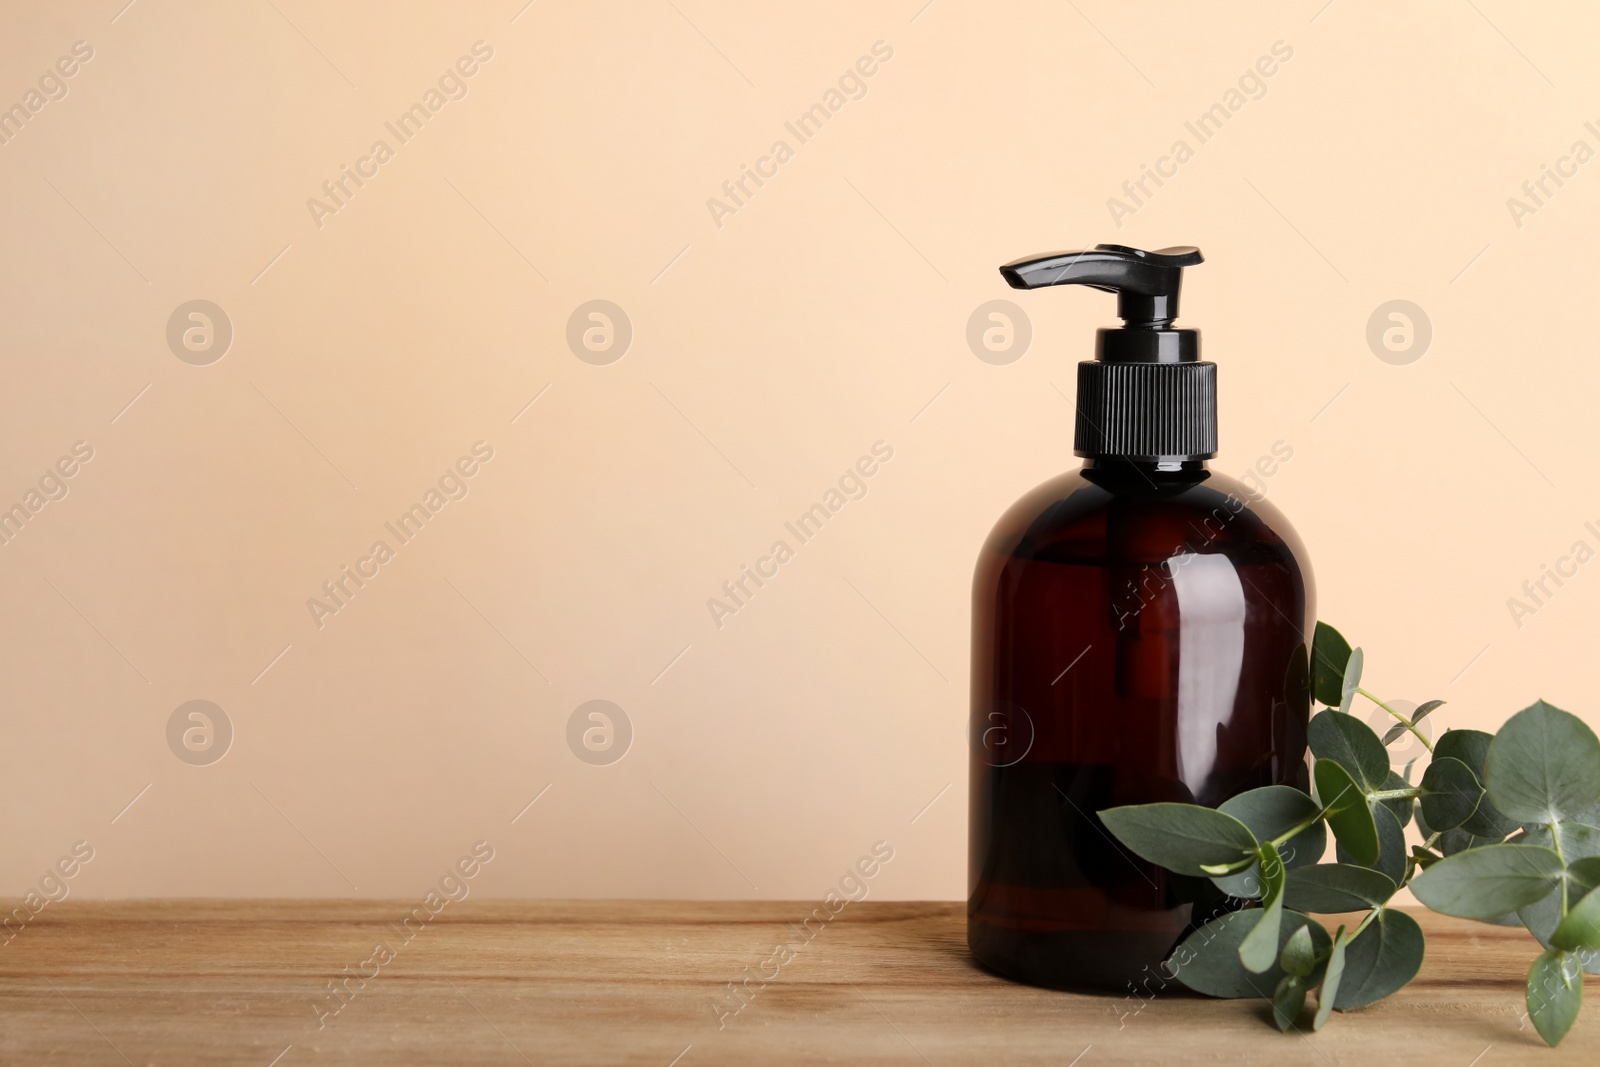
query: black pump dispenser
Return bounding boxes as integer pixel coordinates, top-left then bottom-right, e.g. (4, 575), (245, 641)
(1001, 244), (1215, 462)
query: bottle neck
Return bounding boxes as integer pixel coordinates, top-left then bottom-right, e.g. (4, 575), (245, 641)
(1083, 456), (1208, 475)
(1081, 455), (1210, 494)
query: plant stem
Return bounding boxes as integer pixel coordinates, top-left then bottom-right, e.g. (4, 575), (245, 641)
(1269, 807), (1334, 849)
(1368, 787), (1422, 802)
(1358, 687), (1434, 754)
(1204, 855), (1258, 875)
(1551, 825), (1569, 915)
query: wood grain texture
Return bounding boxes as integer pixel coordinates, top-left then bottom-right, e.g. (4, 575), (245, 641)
(0, 900), (1590, 1065)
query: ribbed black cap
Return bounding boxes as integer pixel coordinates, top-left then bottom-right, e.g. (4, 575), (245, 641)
(1073, 360), (1217, 460)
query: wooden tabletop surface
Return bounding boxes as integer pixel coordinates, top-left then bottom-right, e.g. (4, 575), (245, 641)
(0, 900), (1589, 1065)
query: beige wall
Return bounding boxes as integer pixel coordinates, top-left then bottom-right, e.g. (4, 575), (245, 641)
(0, 0), (1596, 900)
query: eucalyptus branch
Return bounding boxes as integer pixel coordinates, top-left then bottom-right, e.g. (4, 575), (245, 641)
(1095, 623), (1600, 1046)
(1357, 686), (1434, 753)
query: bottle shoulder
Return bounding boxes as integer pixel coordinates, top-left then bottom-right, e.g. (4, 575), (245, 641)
(981, 466), (1311, 572)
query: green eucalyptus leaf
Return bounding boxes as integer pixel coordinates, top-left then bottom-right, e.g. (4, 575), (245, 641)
(1411, 699), (1445, 725)
(1380, 721), (1409, 745)
(1099, 803), (1258, 877)
(1337, 802), (1407, 886)
(1420, 799), (1504, 857)
(1211, 786), (1327, 898)
(1410, 845), (1441, 870)
(1485, 700), (1600, 824)
(1309, 710), (1389, 789)
(1315, 760), (1379, 867)
(1272, 974), (1307, 1032)
(1337, 648), (1364, 714)
(1435, 729), (1519, 839)
(1168, 910), (1331, 999)
(1378, 770), (1413, 829)
(1334, 908), (1425, 1009)
(1459, 815), (1514, 845)
(1436, 826), (1497, 856)
(1280, 824), (1330, 871)
(1410, 843), (1564, 919)
(1217, 785), (1317, 830)
(1552, 884), (1600, 951)
(1313, 926), (1349, 1031)
(1311, 622), (1352, 707)
(1279, 925), (1316, 978)
(1239, 842), (1288, 973)
(1516, 827), (1600, 974)
(1526, 948), (1583, 1047)
(1284, 864), (1397, 912)
(1418, 756), (1484, 832)
(1371, 803), (1407, 885)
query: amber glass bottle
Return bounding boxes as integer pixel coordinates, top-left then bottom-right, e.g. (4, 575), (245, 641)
(967, 246), (1314, 992)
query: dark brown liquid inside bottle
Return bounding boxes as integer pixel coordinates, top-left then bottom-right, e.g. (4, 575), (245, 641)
(968, 459), (1313, 993)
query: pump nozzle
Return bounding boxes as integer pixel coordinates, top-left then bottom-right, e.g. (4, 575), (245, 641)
(1000, 244), (1202, 329)
(1000, 243), (1203, 366)
(999, 242), (1215, 459)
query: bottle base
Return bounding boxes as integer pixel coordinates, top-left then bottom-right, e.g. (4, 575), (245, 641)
(967, 917), (1189, 995)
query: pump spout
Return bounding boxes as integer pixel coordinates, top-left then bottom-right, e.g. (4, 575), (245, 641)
(999, 244), (1202, 328)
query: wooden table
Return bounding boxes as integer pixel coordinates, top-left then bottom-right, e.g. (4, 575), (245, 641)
(0, 900), (1589, 1064)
